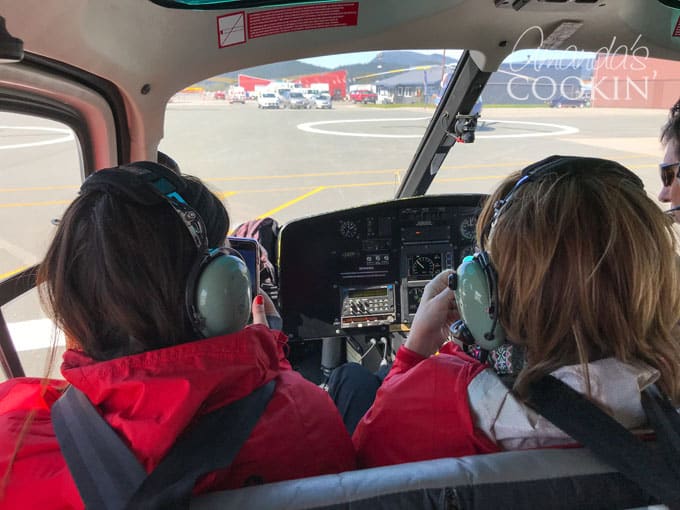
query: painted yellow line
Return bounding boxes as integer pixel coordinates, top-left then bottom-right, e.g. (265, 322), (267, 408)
(215, 191), (238, 199)
(256, 186), (327, 219)
(207, 155), (657, 183)
(228, 185), (335, 194)
(246, 176), (513, 220)
(437, 174), (517, 183)
(0, 185), (78, 192)
(324, 180), (398, 189)
(221, 175), (510, 197)
(0, 154), (659, 196)
(0, 199), (72, 208)
(0, 265), (28, 280)
(0, 154), (661, 210)
(206, 169), (401, 182)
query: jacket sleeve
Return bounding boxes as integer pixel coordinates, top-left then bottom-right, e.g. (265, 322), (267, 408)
(383, 342), (469, 383)
(382, 345), (427, 384)
(353, 349), (498, 468)
(0, 378), (83, 510)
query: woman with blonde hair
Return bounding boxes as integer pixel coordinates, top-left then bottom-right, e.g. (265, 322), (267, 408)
(354, 155), (680, 470)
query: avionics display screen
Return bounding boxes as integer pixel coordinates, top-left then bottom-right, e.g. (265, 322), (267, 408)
(348, 288), (386, 299)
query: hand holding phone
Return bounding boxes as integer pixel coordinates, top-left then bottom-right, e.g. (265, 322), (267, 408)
(227, 236), (261, 299)
(251, 293), (283, 330)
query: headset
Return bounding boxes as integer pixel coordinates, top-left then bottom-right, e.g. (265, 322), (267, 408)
(449, 155), (644, 352)
(80, 161), (252, 338)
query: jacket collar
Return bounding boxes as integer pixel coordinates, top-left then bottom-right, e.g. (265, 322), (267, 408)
(60, 324), (284, 469)
(468, 357), (659, 450)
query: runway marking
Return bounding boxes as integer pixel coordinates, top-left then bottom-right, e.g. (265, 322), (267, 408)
(0, 125), (75, 150)
(0, 185), (79, 192)
(0, 199), (72, 208)
(475, 119), (579, 139)
(256, 186), (326, 218)
(0, 160), (661, 281)
(215, 191), (238, 199)
(206, 168), (403, 182)
(0, 265), (28, 280)
(0, 160), (657, 207)
(297, 118), (579, 139)
(298, 117), (431, 138)
(8, 319), (65, 352)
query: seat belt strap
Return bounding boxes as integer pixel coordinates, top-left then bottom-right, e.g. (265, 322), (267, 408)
(527, 375), (680, 508)
(52, 379), (276, 510)
(641, 385), (680, 480)
(125, 379), (276, 509)
(51, 386), (147, 510)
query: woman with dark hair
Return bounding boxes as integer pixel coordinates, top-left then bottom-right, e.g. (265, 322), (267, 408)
(0, 163), (355, 509)
(353, 156), (680, 468)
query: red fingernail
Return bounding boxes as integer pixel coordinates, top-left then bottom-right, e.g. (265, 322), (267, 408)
(255, 295), (264, 305)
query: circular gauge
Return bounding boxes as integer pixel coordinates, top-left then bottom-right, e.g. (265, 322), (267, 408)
(459, 216), (477, 240)
(410, 255), (435, 277)
(339, 220), (358, 239)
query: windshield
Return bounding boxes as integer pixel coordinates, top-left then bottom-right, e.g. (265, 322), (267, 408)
(160, 48), (672, 228)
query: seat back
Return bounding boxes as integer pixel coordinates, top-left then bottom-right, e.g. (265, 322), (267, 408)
(191, 448), (662, 510)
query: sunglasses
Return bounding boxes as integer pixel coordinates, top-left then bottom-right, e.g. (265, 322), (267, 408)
(660, 162), (680, 187)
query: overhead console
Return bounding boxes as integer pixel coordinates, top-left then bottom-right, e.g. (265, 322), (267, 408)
(278, 194), (486, 341)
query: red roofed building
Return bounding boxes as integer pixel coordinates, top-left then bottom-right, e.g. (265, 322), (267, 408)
(238, 70), (347, 100)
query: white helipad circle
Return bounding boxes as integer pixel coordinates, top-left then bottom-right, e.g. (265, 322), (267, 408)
(298, 117), (579, 139)
(477, 119), (579, 139)
(0, 125), (75, 150)
(299, 117), (431, 139)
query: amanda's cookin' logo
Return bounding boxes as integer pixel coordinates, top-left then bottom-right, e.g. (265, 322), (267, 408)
(507, 26), (652, 103)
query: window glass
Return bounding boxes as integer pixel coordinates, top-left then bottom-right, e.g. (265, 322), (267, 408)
(160, 48), (674, 230)
(428, 49), (674, 204)
(161, 50), (447, 227)
(0, 112), (81, 380)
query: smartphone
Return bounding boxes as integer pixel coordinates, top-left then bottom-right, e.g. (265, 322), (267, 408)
(227, 236), (260, 299)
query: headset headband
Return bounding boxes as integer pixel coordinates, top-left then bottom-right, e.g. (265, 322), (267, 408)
(81, 162), (209, 252)
(482, 155), (643, 249)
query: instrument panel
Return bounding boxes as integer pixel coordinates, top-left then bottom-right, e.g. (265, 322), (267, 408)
(278, 194), (485, 340)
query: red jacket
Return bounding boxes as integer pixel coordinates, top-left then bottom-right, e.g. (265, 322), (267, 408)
(353, 343), (500, 468)
(0, 325), (355, 509)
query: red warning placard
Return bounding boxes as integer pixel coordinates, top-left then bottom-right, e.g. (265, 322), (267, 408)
(217, 11), (247, 48)
(247, 2), (358, 40)
(674, 15), (680, 37)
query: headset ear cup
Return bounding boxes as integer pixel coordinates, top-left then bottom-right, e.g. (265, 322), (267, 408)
(453, 254), (505, 351)
(193, 252), (252, 337)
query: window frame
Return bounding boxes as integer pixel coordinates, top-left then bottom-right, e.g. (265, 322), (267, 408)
(0, 54), (127, 378)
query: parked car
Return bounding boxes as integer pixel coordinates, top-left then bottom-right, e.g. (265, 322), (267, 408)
(276, 89), (291, 109)
(228, 87), (246, 104)
(257, 93), (279, 109)
(289, 91), (311, 109)
(313, 94), (332, 109)
(376, 94), (393, 104)
(214, 90), (226, 100)
(549, 95), (591, 108)
(350, 90), (378, 104)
